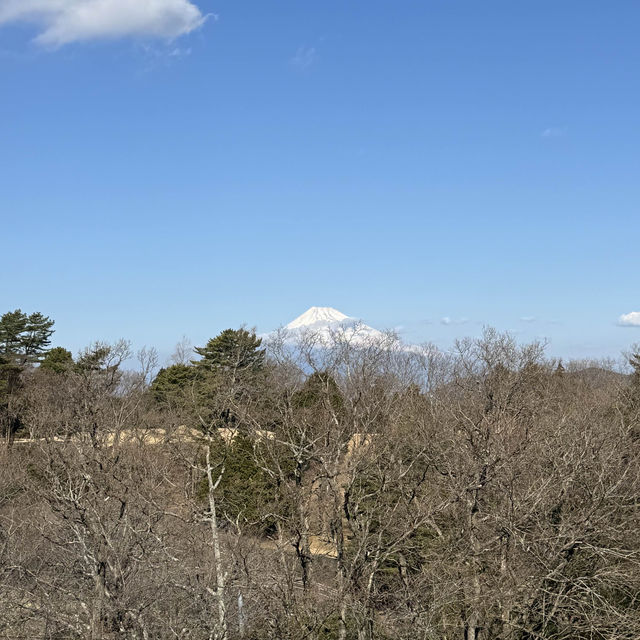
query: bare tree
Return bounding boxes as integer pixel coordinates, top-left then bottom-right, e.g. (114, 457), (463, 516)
(1, 328), (639, 640)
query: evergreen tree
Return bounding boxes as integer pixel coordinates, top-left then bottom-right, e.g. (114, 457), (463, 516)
(193, 329), (265, 374)
(189, 330), (266, 431)
(151, 363), (199, 405)
(0, 310), (55, 440)
(74, 344), (113, 372)
(40, 347), (74, 374)
(200, 432), (281, 534)
(0, 309), (55, 366)
(0, 310), (53, 363)
(293, 371), (344, 413)
(291, 371), (348, 446)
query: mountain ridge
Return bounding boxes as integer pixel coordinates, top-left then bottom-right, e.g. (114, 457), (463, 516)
(286, 306), (350, 329)
(266, 306), (392, 347)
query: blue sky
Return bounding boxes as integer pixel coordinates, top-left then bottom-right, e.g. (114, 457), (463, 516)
(1, 0), (639, 362)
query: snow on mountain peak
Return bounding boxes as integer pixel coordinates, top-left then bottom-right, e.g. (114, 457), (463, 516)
(278, 306), (390, 347)
(286, 307), (351, 329)
(267, 307), (428, 355)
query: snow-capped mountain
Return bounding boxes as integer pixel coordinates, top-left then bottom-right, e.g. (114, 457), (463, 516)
(272, 306), (389, 347)
(286, 306), (351, 330)
(263, 307), (432, 357)
(263, 307), (433, 358)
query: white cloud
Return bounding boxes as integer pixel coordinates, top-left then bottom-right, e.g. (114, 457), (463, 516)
(542, 126), (567, 138)
(0, 0), (208, 46)
(169, 45), (191, 57)
(619, 311), (640, 327)
(291, 46), (318, 70)
(520, 316), (536, 323)
(441, 317), (468, 326)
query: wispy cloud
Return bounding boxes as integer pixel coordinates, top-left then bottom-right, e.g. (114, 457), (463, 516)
(619, 311), (640, 327)
(441, 317), (469, 326)
(541, 126), (567, 138)
(136, 42), (194, 71)
(520, 316), (537, 323)
(169, 46), (192, 57)
(0, 0), (209, 47)
(290, 45), (318, 70)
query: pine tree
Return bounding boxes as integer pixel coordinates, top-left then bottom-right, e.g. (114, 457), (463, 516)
(293, 371), (344, 413)
(193, 328), (265, 374)
(151, 363), (199, 405)
(291, 371), (348, 445)
(0, 310), (26, 357)
(1, 310), (55, 440)
(0, 309), (55, 366)
(200, 432), (280, 533)
(40, 347), (74, 374)
(189, 329), (266, 432)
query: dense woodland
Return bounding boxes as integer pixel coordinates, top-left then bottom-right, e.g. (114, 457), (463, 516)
(1, 309), (639, 640)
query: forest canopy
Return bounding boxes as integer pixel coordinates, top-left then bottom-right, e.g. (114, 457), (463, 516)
(0, 309), (639, 640)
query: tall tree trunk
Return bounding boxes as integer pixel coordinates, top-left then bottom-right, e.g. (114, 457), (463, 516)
(465, 482), (483, 640)
(335, 511), (347, 640)
(294, 462), (312, 593)
(206, 445), (227, 640)
(90, 562), (107, 640)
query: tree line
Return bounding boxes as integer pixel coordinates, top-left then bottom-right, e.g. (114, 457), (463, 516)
(1, 309), (639, 640)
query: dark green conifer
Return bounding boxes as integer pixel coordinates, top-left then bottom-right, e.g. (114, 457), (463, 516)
(293, 371), (344, 413)
(40, 347), (74, 374)
(193, 328), (265, 374)
(151, 363), (199, 404)
(0, 309), (55, 440)
(0, 309), (54, 366)
(200, 432), (282, 534)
